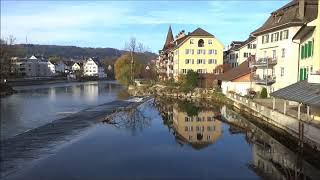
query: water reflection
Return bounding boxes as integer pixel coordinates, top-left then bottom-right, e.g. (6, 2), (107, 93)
(156, 98), (320, 179)
(0, 81), (124, 140)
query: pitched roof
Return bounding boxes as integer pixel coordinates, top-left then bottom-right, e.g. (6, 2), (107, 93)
(163, 26), (174, 50)
(172, 27), (216, 50)
(251, 0), (318, 36)
(292, 25), (315, 40)
(270, 80), (320, 107)
(216, 59), (252, 81)
(189, 28), (214, 37)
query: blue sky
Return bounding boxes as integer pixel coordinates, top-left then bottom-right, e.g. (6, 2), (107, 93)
(1, 0), (288, 53)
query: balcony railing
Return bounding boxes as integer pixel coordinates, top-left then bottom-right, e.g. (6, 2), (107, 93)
(252, 75), (276, 85)
(251, 57), (277, 67)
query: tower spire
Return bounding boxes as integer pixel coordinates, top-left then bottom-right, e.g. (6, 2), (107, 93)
(163, 25), (174, 50)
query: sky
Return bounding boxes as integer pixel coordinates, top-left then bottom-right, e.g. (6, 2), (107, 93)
(1, 0), (289, 53)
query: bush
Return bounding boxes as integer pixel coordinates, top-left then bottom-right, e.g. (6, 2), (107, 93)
(260, 87), (268, 98)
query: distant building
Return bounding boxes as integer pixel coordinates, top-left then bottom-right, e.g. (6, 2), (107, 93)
(71, 62), (82, 71)
(13, 55), (56, 77)
(83, 58), (106, 78)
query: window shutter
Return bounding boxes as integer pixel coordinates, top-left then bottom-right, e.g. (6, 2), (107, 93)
(303, 68), (307, 80)
(304, 43), (308, 58)
(300, 68), (303, 81)
(308, 41), (312, 57)
(301, 45), (304, 59)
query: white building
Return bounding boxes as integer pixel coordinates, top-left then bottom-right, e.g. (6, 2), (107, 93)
(83, 58), (106, 78)
(250, 0), (318, 94)
(71, 63), (81, 71)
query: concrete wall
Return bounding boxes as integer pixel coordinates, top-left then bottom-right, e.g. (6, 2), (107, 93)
(227, 93), (320, 149)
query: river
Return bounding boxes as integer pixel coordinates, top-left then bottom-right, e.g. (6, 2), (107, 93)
(0, 81), (125, 140)
(1, 92), (320, 179)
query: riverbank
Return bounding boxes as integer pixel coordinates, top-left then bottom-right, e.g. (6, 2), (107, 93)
(130, 84), (320, 151)
(1, 96), (149, 178)
(0, 84), (17, 97)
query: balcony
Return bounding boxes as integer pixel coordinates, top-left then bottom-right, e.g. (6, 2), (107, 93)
(252, 75), (276, 85)
(251, 57), (277, 67)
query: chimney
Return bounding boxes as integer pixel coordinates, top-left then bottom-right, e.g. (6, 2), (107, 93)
(299, 0), (305, 20)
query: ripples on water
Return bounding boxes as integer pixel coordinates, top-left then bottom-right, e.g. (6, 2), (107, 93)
(3, 97), (320, 180)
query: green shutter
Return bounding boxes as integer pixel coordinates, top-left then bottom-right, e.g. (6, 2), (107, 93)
(306, 68), (309, 79)
(301, 45), (304, 59)
(304, 68), (307, 80)
(300, 68), (303, 81)
(307, 41), (311, 57)
(304, 43), (308, 58)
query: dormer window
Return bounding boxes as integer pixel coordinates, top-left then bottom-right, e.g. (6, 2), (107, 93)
(190, 39), (194, 44)
(208, 39), (212, 44)
(198, 39), (204, 47)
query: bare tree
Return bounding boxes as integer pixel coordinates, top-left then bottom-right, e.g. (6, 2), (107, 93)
(0, 35), (16, 81)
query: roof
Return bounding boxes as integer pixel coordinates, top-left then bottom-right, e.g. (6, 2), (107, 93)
(162, 26), (174, 50)
(238, 36), (256, 49)
(216, 59), (252, 81)
(251, 0), (318, 36)
(292, 25), (316, 40)
(172, 27), (216, 50)
(189, 28), (214, 37)
(270, 80), (320, 107)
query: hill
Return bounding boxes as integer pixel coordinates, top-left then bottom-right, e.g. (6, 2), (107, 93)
(11, 44), (157, 64)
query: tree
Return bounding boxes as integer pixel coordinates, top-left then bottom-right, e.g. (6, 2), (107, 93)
(48, 56), (60, 64)
(185, 70), (199, 88)
(114, 53), (143, 86)
(260, 87), (268, 98)
(0, 35), (16, 80)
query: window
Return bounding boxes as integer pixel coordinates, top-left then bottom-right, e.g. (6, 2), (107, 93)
(307, 41), (312, 57)
(209, 49), (213, 54)
(208, 59), (216, 64)
(182, 69), (187, 74)
(185, 59), (190, 64)
(197, 49), (205, 54)
(208, 40), (212, 44)
(197, 59), (205, 64)
(271, 34), (274, 42)
(272, 50), (276, 59)
(281, 48), (285, 58)
(283, 30), (289, 39)
(190, 39), (194, 44)
(280, 67), (284, 77)
(244, 52), (250, 58)
(215, 50), (217, 54)
(185, 49), (189, 54)
(262, 34), (269, 44)
(198, 39), (204, 47)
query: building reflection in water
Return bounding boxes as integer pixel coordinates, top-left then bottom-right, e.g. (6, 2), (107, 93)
(156, 98), (320, 180)
(172, 103), (222, 149)
(157, 99), (222, 150)
(83, 83), (99, 101)
(221, 105), (320, 180)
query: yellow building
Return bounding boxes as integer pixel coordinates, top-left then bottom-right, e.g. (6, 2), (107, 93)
(171, 28), (224, 80)
(293, 0), (320, 80)
(172, 104), (222, 149)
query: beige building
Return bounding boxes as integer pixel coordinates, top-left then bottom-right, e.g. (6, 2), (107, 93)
(157, 27), (224, 80)
(251, 0), (318, 94)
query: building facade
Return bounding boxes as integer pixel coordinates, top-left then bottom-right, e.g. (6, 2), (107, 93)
(157, 27), (224, 80)
(172, 28), (224, 79)
(251, 0), (318, 94)
(13, 55), (56, 77)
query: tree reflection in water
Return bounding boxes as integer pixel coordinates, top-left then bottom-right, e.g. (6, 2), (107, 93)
(103, 101), (152, 136)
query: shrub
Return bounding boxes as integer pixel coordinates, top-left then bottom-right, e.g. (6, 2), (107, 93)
(260, 87), (268, 98)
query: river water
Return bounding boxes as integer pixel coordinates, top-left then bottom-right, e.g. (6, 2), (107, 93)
(2, 93), (320, 179)
(0, 81), (125, 140)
